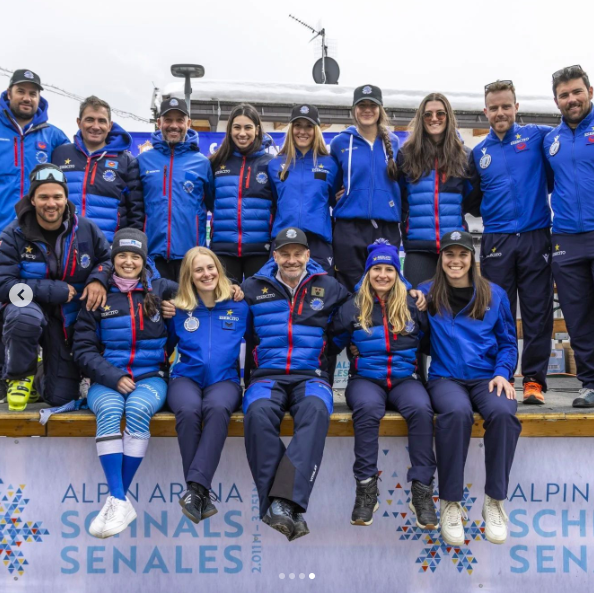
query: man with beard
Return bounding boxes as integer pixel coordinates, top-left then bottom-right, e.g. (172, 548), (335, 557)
(544, 65), (594, 408)
(137, 98), (213, 281)
(467, 80), (554, 405)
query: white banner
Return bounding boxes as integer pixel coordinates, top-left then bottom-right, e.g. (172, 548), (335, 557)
(1, 436), (593, 592)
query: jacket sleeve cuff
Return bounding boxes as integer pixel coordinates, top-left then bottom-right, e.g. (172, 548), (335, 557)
(493, 366), (512, 380)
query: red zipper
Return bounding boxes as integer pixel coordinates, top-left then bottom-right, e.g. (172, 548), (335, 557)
(297, 287), (307, 315)
(69, 249), (77, 276)
(19, 138), (25, 199)
(90, 162), (98, 185)
(61, 238), (75, 281)
(246, 166), (251, 188)
(379, 297), (393, 389)
(13, 138), (18, 166)
(237, 157), (246, 257)
(166, 153), (174, 259)
(126, 292), (137, 378)
(138, 302), (144, 330)
(81, 157), (93, 216)
(434, 158), (441, 252)
(252, 346), (259, 368)
(286, 297), (295, 374)
(162, 166), (167, 195)
(318, 339), (326, 366)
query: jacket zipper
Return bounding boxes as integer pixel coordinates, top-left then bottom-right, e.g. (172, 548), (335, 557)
(286, 295), (295, 374)
(81, 157), (93, 216)
(500, 141), (519, 232)
(246, 166), (251, 188)
(434, 158), (441, 251)
(166, 153), (174, 259)
(126, 292), (137, 378)
(571, 133), (584, 232)
(138, 302), (145, 330)
(297, 287), (307, 315)
(237, 157), (246, 257)
(379, 298), (393, 389)
(90, 162), (98, 185)
(208, 309), (213, 384)
(69, 249), (77, 276)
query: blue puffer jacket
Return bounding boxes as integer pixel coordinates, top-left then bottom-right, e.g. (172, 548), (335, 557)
(51, 123), (143, 242)
(418, 280), (517, 381)
(331, 292), (427, 388)
(467, 123), (552, 234)
(268, 150), (340, 243)
(330, 126), (401, 222)
(137, 130), (213, 260)
(242, 258), (350, 376)
(543, 104), (594, 234)
(167, 299), (249, 388)
(0, 199), (111, 339)
(210, 136), (274, 256)
(73, 275), (178, 390)
(401, 149), (471, 252)
(0, 91), (69, 231)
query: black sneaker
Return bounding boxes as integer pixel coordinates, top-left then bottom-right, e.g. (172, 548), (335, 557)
(179, 486), (203, 524)
(289, 508), (310, 541)
(409, 480), (438, 530)
(195, 483), (218, 519)
(351, 474), (379, 526)
(262, 498), (295, 540)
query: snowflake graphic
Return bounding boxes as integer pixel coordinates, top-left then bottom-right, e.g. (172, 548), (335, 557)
(379, 448), (486, 575)
(0, 478), (49, 575)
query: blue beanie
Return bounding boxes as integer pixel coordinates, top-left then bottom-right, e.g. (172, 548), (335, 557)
(364, 243), (402, 275)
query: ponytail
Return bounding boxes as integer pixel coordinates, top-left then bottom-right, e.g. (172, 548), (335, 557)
(378, 122), (398, 181)
(140, 267), (160, 319)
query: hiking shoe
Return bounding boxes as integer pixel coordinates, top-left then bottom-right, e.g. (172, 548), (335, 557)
(89, 496), (115, 538)
(7, 376), (34, 411)
(102, 497), (137, 538)
(573, 388), (594, 408)
(262, 498), (295, 540)
(179, 485), (204, 524)
(289, 509), (310, 541)
(523, 381), (545, 405)
(482, 495), (508, 544)
(409, 480), (438, 530)
(351, 474), (379, 526)
(439, 500), (466, 546)
(195, 483), (218, 519)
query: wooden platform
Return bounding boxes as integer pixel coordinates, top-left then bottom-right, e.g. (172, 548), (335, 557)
(1, 377), (590, 438)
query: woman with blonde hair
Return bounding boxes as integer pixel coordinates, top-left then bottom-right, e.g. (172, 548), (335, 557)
(166, 246), (249, 524)
(268, 104), (340, 273)
(330, 243), (437, 529)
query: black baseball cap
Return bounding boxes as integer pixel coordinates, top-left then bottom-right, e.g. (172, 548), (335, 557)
(274, 227), (309, 250)
(353, 84), (383, 107)
(159, 97), (189, 117)
(9, 69), (43, 90)
(440, 230), (475, 253)
(290, 104), (321, 126)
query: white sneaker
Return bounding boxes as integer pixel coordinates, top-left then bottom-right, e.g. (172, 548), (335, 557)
(102, 497), (137, 538)
(439, 500), (466, 546)
(482, 495), (508, 544)
(89, 496), (115, 539)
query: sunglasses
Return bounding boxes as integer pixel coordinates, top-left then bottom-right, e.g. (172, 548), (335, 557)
(423, 110), (447, 121)
(31, 167), (66, 183)
(484, 79), (514, 93)
(552, 64), (584, 80)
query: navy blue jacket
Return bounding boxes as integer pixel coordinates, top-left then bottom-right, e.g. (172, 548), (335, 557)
(401, 148), (471, 252)
(137, 130), (213, 260)
(0, 199), (111, 339)
(467, 123), (552, 234)
(210, 137), (274, 257)
(242, 259), (350, 376)
(73, 275), (178, 390)
(0, 91), (69, 231)
(268, 150), (340, 243)
(52, 123), (143, 242)
(167, 299), (249, 388)
(330, 126), (401, 222)
(331, 293), (427, 389)
(419, 281), (517, 381)
(543, 104), (594, 234)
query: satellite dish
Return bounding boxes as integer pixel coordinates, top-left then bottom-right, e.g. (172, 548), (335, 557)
(313, 57), (340, 85)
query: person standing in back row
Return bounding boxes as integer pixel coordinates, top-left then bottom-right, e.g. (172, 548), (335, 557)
(330, 85), (402, 292)
(467, 80), (554, 405)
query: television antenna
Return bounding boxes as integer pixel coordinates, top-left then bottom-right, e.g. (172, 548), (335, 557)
(289, 14), (340, 85)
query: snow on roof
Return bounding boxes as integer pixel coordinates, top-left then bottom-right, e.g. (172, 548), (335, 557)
(157, 79), (558, 115)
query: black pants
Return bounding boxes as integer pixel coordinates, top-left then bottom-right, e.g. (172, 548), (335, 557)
(217, 254), (269, 284)
(333, 219), (401, 292)
(403, 251), (439, 288)
(153, 257), (183, 282)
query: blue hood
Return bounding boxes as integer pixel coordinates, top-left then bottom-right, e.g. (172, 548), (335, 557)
(255, 257), (326, 283)
(150, 128), (200, 155)
(0, 90), (49, 132)
(73, 121), (132, 155)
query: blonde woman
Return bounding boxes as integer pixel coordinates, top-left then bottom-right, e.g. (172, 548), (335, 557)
(268, 104), (340, 273)
(330, 243), (437, 529)
(166, 246), (249, 524)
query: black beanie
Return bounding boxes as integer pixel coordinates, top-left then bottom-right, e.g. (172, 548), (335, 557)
(28, 164), (69, 199)
(111, 228), (148, 263)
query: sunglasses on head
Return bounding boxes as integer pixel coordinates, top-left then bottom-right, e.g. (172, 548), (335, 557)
(423, 110), (447, 121)
(552, 64), (584, 80)
(484, 79), (514, 93)
(31, 167), (66, 184)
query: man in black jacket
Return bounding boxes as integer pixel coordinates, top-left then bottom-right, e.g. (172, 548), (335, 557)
(0, 164), (111, 410)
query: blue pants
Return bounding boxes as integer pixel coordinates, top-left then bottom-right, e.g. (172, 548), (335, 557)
(243, 373), (333, 518)
(167, 377), (242, 489)
(551, 232), (594, 388)
(2, 302), (80, 406)
(481, 228), (553, 389)
(428, 378), (521, 502)
(346, 377), (436, 484)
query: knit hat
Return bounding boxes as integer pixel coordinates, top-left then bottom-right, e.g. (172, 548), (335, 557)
(111, 228), (148, 263)
(28, 164), (68, 199)
(364, 243), (402, 275)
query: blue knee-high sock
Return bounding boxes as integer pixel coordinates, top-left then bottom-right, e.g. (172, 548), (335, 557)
(122, 456), (143, 493)
(99, 453), (126, 500)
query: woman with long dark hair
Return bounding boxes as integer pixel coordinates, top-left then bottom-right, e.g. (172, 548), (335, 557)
(420, 230), (520, 547)
(400, 93), (471, 288)
(209, 104), (274, 282)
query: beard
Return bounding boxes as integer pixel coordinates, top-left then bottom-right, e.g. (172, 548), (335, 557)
(11, 103), (35, 122)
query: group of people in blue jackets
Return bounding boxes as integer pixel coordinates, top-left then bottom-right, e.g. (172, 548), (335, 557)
(0, 64), (593, 548)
